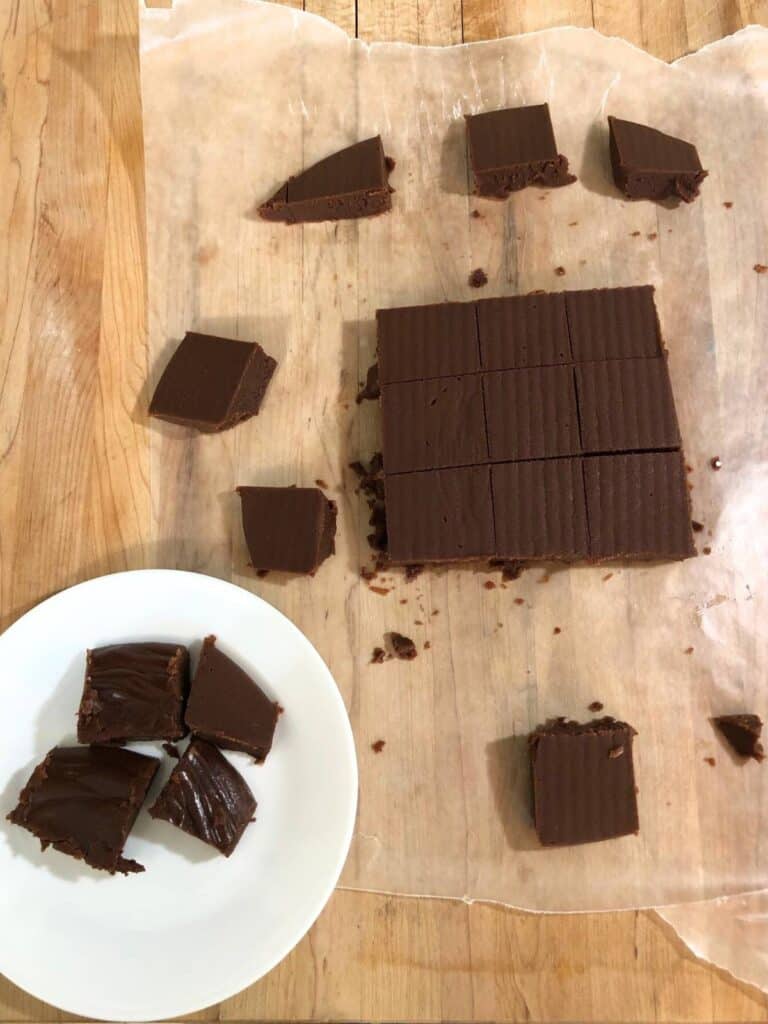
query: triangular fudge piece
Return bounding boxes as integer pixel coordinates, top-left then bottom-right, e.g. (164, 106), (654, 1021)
(713, 714), (764, 762)
(259, 136), (393, 224)
(185, 636), (279, 761)
(608, 116), (707, 203)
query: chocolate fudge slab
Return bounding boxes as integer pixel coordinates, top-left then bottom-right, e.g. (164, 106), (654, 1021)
(713, 714), (765, 762)
(529, 717), (639, 846)
(381, 376), (488, 473)
(584, 452), (694, 560)
(492, 458), (588, 559)
(384, 466), (495, 563)
(466, 104), (576, 198)
(150, 332), (276, 433)
(185, 636), (279, 762)
(608, 116), (707, 204)
(483, 366), (580, 463)
(565, 286), (662, 362)
(149, 738), (256, 856)
(377, 302), (480, 384)
(259, 136), (392, 224)
(77, 642), (190, 745)
(7, 746), (158, 874)
(575, 357), (681, 454)
(477, 292), (571, 370)
(237, 486), (337, 574)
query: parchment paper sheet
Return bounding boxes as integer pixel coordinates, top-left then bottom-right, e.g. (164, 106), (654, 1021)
(140, 0), (768, 912)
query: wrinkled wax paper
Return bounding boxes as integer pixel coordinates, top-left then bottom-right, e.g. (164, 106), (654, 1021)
(140, 0), (768, 911)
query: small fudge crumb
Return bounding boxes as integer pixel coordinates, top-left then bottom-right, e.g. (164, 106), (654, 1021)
(713, 714), (765, 762)
(684, 646), (694, 654)
(371, 739), (386, 753)
(315, 478), (329, 489)
(630, 230), (641, 237)
(554, 266), (566, 276)
(490, 559), (525, 581)
(256, 569), (270, 579)
(424, 640), (431, 650)
(710, 456), (722, 470)
(468, 268), (488, 289)
(370, 647), (387, 665)
(404, 564), (423, 582)
(702, 546), (712, 555)
(356, 363), (380, 404)
(553, 626), (561, 635)
(568, 221), (578, 227)
(484, 580), (496, 590)
(602, 572), (614, 582)
(647, 232), (658, 240)
(588, 701), (604, 713)
(369, 585), (391, 596)
(754, 264), (768, 274)
(723, 201), (733, 208)
(432, 610), (439, 616)
(704, 756), (716, 766)
(388, 632), (418, 660)
(162, 743), (181, 759)
(384, 156), (396, 173)
(514, 597), (525, 606)
(691, 520), (704, 532)
(399, 598), (407, 605)
(471, 209), (481, 219)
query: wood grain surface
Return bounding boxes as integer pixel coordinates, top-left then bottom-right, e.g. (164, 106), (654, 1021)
(2, 0), (768, 1021)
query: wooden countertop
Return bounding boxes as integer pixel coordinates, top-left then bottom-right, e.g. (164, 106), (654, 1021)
(2, 1), (767, 1020)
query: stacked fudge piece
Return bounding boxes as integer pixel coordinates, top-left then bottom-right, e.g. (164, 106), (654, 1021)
(378, 285), (694, 565)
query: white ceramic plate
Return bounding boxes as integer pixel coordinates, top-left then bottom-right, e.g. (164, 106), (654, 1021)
(0, 570), (357, 1021)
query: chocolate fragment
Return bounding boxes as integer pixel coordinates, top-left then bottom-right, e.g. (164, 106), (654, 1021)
(608, 115), (707, 204)
(237, 486), (337, 574)
(387, 632), (417, 660)
(469, 268), (488, 288)
(713, 714), (765, 762)
(356, 363), (380, 404)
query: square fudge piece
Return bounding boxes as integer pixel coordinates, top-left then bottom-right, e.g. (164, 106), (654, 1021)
(149, 738), (256, 857)
(575, 357), (681, 454)
(608, 116), (707, 204)
(381, 376), (488, 473)
(385, 466), (495, 563)
(377, 302), (480, 384)
(149, 332), (276, 433)
(237, 485), (337, 574)
(7, 746), (158, 874)
(584, 452), (694, 559)
(185, 636), (279, 762)
(529, 717), (639, 846)
(477, 292), (571, 370)
(466, 104), (575, 198)
(565, 286), (661, 362)
(483, 366), (581, 463)
(77, 642), (190, 744)
(492, 459), (588, 559)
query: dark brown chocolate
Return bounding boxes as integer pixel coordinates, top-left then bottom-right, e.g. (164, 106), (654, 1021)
(565, 286), (661, 362)
(477, 292), (571, 370)
(77, 642), (190, 745)
(377, 301), (480, 384)
(387, 632), (417, 660)
(259, 136), (393, 224)
(482, 366), (580, 462)
(608, 116), (707, 204)
(466, 104), (576, 198)
(7, 746), (158, 874)
(713, 714), (765, 762)
(150, 332), (276, 433)
(237, 485), (337, 574)
(529, 717), (639, 846)
(185, 635), (279, 762)
(149, 738), (256, 856)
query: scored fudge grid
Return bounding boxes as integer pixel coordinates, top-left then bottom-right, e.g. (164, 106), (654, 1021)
(377, 286), (694, 564)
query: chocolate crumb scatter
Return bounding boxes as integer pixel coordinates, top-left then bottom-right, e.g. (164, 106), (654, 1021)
(514, 597), (525, 606)
(414, 618), (424, 626)
(371, 739), (386, 753)
(370, 646), (386, 665)
(484, 580), (496, 590)
(432, 609), (439, 616)
(588, 701), (604, 713)
(691, 520), (704, 532)
(388, 631), (418, 660)
(162, 743), (180, 759)
(608, 745), (624, 759)
(710, 456), (722, 470)
(754, 264), (768, 274)
(602, 572), (614, 582)
(399, 598), (407, 605)
(684, 646), (694, 654)
(723, 201), (733, 208)
(404, 564), (423, 582)
(647, 232), (658, 240)
(468, 267), (488, 289)
(703, 546), (712, 555)
(704, 756), (716, 766)
(490, 559), (525, 581)
(315, 478), (328, 489)
(356, 363), (380, 404)
(424, 640), (431, 650)
(553, 626), (561, 635)
(554, 266), (566, 276)
(630, 230), (641, 237)
(568, 220), (578, 226)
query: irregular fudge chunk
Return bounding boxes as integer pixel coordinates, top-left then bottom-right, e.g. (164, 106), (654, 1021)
(7, 746), (158, 874)
(482, 366), (580, 462)
(77, 642), (190, 744)
(259, 136), (393, 224)
(185, 636), (279, 762)
(584, 452), (694, 560)
(477, 292), (571, 370)
(565, 286), (662, 362)
(713, 714), (765, 762)
(377, 301), (480, 384)
(237, 485), (337, 574)
(608, 115), (707, 204)
(150, 332), (276, 433)
(529, 717), (639, 846)
(149, 738), (256, 856)
(466, 104), (575, 198)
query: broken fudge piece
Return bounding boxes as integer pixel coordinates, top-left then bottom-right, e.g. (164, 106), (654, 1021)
(713, 714), (765, 762)
(466, 104), (575, 198)
(237, 485), (337, 574)
(529, 717), (639, 846)
(149, 332), (276, 433)
(149, 738), (256, 856)
(608, 115), (707, 204)
(7, 746), (158, 874)
(77, 642), (190, 744)
(259, 136), (393, 224)
(185, 635), (279, 762)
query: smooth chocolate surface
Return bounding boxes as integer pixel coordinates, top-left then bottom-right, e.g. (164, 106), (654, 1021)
(575, 357), (680, 453)
(530, 717), (639, 846)
(466, 104), (576, 198)
(259, 136), (392, 224)
(150, 332), (276, 433)
(377, 302), (480, 384)
(608, 115), (706, 203)
(77, 642), (190, 744)
(237, 485), (336, 574)
(477, 292), (571, 370)
(185, 636), (279, 762)
(149, 738), (256, 856)
(7, 746), (158, 874)
(565, 286), (661, 362)
(713, 714), (765, 762)
(483, 366), (580, 463)
(381, 376), (488, 473)
(584, 452), (694, 560)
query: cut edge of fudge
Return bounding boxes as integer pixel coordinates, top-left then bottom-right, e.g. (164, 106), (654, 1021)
(259, 136), (393, 225)
(608, 115), (707, 204)
(149, 738), (257, 857)
(237, 485), (337, 574)
(712, 714), (765, 762)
